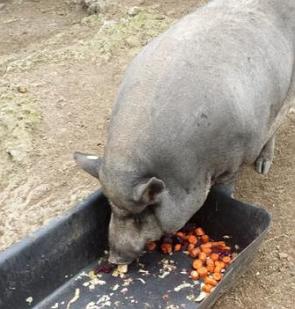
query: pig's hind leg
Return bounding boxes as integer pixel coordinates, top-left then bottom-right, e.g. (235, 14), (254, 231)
(255, 135), (275, 175)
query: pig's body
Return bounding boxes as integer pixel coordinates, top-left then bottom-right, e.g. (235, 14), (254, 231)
(75, 0), (295, 263)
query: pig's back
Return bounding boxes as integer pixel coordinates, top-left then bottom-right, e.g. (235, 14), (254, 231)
(106, 1), (294, 173)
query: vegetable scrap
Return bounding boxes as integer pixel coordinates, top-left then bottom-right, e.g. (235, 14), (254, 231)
(25, 296), (33, 305)
(93, 224), (235, 304)
(117, 264), (128, 274)
(146, 225), (235, 300)
(66, 288), (80, 309)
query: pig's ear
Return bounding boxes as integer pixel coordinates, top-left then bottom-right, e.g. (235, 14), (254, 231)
(134, 177), (165, 204)
(73, 152), (102, 179)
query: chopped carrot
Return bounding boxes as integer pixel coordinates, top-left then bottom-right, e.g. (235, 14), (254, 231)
(188, 235), (198, 245)
(190, 248), (200, 258)
(188, 243), (195, 251)
(222, 256), (231, 264)
(161, 243), (172, 254)
(213, 272), (222, 281)
(201, 242), (212, 250)
(202, 284), (214, 293)
(147, 241), (157, 251)
(206, 258), (214, 267)
(204, 277), (218, 286)
(198, 267), (208, 278)
(210, 253), (219, 261)
(195, 227), (205, 236)
(176, 231), (186, 239)
(201, 247), (212, 255)
(201, 235), (209, 243)
(199, 252), (207, 262)
(215, 261), (225, 269)
(191, 270), (199, 280)
(145, 224), (235, 289)
(214, 266), (222, 273)
(192, 259), (203, 270)
(174, 244), (182, 252)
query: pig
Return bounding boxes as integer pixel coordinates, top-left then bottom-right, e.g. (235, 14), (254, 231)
(74, 0), (295, 264)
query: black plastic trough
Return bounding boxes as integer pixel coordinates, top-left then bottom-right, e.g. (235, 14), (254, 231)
(0, 189), (271, 309)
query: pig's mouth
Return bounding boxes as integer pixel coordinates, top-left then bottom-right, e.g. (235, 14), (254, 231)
(108, 254), (133, 265)
(108, 246), (143, 265)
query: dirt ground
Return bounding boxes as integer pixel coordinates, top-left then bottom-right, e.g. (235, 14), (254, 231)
(0, 0), (294, 308)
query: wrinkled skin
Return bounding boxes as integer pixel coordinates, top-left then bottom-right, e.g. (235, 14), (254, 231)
(74, 0), (295, 264)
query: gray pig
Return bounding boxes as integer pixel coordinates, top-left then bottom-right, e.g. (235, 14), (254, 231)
(74, 0), (295, 264)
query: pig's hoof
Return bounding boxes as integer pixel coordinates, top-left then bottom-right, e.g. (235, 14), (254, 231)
(255, 158), (272, 175)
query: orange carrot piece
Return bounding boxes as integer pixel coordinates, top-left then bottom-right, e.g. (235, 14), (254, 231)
(201, 235), (209, 243)
(191, 270), (199, 280)
(174, 244), (182, 252)
(198, 267), (208, 278)
(204, 277), (218, 286)
(147, 241), (157, 251)
(195, 227), (205, 236)
(202, 284), (214, 293)
(188, 235), (198, 245)
(192, 259), (203, 270)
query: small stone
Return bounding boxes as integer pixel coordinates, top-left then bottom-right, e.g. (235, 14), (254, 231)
(154, 14), (165, 20)
(278, 252), (288, 259)
(150, 4), (160, 10)
(167, 9), (176, 15)
(128, 6), (140, 17)
(125, 36), (140, 48)
(17, 86), (28, 93)
(7, 149), (25, 162)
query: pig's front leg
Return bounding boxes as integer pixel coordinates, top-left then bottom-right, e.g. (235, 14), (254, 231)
(213, 172), (238, 197)
(255, 135), (276, 175)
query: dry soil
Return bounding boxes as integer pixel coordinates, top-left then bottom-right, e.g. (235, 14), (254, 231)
(0, 1), (294, 308)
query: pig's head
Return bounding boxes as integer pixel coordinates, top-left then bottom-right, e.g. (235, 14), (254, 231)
(74, 152), (165, 264)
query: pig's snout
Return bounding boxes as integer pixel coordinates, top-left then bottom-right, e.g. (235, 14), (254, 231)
(108, 241), (143, 265)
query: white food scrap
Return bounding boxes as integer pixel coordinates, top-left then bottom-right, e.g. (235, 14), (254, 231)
(96, 295), (111, 307)
(174, 282), (193, 292)
(158, 271), (170, 279)
(112, 284), (120, 291)
(112, 265), (128, 278)
(158, 258), (177, 278)
(25, 297), (33, 305)
(86, 301), (99, 309)
(122, 278), (133, 287)
(194, 291), (208, 302)
(51, 303), (59, 309)
(88, 271), (97, 280)
(136, 278), (146, 284)
(66, 288), (80, 309)
(120, 288), (128, 294)
(117, 264), (128, 273)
